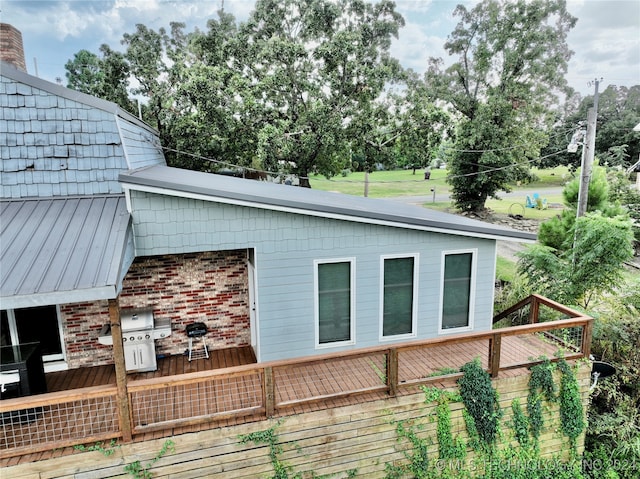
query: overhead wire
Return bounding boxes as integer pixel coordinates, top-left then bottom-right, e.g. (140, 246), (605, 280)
(154, 122), (579, 184)
(159, 142), (572, 184)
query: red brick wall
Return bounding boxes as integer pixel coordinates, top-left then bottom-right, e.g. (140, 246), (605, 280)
(60, 300), (112, 368)
(0, 23), (27, 72)
(60, 250), (251, 369)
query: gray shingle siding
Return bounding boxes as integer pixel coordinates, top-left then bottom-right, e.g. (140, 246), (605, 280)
(116, 116), (164, 170)
(129, 190), (497, 361)
(1, 63), (165, 199)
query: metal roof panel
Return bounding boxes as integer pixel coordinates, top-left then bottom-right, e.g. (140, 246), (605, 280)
(0, 195), (133, 309)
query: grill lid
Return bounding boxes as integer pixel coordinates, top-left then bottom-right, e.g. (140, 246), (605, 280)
(121, 309), (154, 332)
(186, 322), (207, 337)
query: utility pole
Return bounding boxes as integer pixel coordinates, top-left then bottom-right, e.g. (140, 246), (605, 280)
(576, 78), (601, 218)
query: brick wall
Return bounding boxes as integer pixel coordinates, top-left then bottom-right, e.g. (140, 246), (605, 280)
(0, 23), (27, 72)
(60, 250), (251, 369)
(60, 300), (112, 368)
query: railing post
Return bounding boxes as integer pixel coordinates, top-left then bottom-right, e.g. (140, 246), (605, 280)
(387, 349), (398, 397)
(582, 319), (593, 359)
(109, 298), (132, 442)
(529, 296), (540, 324)
(263, 366), (275, 417)
(489, 333), (502, 378)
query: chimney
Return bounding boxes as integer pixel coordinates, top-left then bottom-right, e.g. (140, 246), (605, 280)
(0, 23), (27, 72)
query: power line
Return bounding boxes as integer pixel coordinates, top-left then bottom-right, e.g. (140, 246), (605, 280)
(441, 127), (576, 154)
(445, 149), (569, 180)
(159, 143), (570, 184)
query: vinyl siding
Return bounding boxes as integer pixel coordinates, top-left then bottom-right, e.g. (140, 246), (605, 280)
(129, 190), (497, 361)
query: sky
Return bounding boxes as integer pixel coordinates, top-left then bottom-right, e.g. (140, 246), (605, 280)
(1, 0), (639, 97)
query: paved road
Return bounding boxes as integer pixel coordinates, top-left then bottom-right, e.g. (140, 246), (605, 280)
(389, 187), (566, 263)
(390, 187), (640, 268)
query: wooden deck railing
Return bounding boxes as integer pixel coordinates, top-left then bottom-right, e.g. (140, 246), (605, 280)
(0, 294), (592, 459)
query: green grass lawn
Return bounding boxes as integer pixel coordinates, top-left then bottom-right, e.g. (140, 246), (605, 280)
(309, 168), (450, 197)
(310, 167), (566, 221)
(310, 166), (570, 198)
(483, 195), (564, 220)
(496, 256), (518, 283)
(523, 166), (573, 188)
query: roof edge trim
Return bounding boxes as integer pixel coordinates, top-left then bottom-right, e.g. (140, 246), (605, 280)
(120, 180), (537, 243)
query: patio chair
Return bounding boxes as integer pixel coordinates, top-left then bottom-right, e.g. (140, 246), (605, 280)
(533, 193), (548, 210)
(525, 195), (536, 208)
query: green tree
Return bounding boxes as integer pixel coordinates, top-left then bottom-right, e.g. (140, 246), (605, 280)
(595, 85), (640, 168)
(121, 23), (188, 140)
(65, 46), (133, 113)
(165, 10), (253, 171)
(349, 74), (452, 174)
(542, 84), (640, 171)
(65, 49), (104, 94)
(538, 164), (628, 250)
(426, 0), (576, 212)
(518, 212), (634, 308)
(237, 0), (405, 186)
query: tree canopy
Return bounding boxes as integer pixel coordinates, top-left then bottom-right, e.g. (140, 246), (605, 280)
(425, 0), (577, 212)
(65, 45), (133, 113)
(64, 0), (638, 201)
(66, 0), (443, 183)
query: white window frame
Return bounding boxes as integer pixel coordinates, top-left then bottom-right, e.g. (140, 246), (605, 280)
(379, 253), (419, 341)
(438, 249), (477, 334)
(2, 305), (68, 371)
(314, 257), (356, 349)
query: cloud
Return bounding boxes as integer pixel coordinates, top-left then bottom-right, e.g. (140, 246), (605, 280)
(566, 0), (640, 93)
(392, 21), (447, 74)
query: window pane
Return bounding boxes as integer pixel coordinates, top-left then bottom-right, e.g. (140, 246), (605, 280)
(1, 310), (9, 346)
(442, 253), (472, 329)
(318, 262), (351, 344)
(383, 257), (414, 336)
(14, 305), (63, 357)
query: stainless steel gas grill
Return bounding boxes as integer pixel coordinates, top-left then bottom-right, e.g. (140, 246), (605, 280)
(98, 309), (171, 372)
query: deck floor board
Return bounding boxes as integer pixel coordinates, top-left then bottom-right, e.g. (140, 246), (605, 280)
(3, 333), (564, 466)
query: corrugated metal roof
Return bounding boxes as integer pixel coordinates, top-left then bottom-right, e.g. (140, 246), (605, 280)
(120, 165), (537, 243)
(0, 195), (134, 309)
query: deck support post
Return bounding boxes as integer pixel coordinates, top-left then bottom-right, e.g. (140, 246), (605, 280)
(582, 319), (593, 359)
(387, 349), (398, 397)
(529, 296), (540, 324)
(264, 366), (275, 417)
(109, 298), (133, 442)
(489, 333), (502, 378)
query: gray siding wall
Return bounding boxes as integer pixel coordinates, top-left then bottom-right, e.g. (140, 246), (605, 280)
(130, 190), (497, 362)
(117, 116), (165, 170)
(0, 75), (164, 198)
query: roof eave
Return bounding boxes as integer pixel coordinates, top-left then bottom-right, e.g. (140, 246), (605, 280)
(120, 175), (537, 244)
(1, 285), (120, 310)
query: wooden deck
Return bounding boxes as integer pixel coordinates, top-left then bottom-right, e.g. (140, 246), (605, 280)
(41, 335), (557, 399)
(2, 295), (593, 466)
(45, 346), (257, 392)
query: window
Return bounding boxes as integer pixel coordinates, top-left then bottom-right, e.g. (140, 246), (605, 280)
(1, 305), (66, 363)
(380, 255), (418, 339)
(315, 259), (355, 347)
(440, 250), (476, 332)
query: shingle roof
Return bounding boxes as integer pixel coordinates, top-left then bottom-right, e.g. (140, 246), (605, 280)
(0, 195), (134, 308)
(0, 60), (156, 135)
(120, 165), (537, 242)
